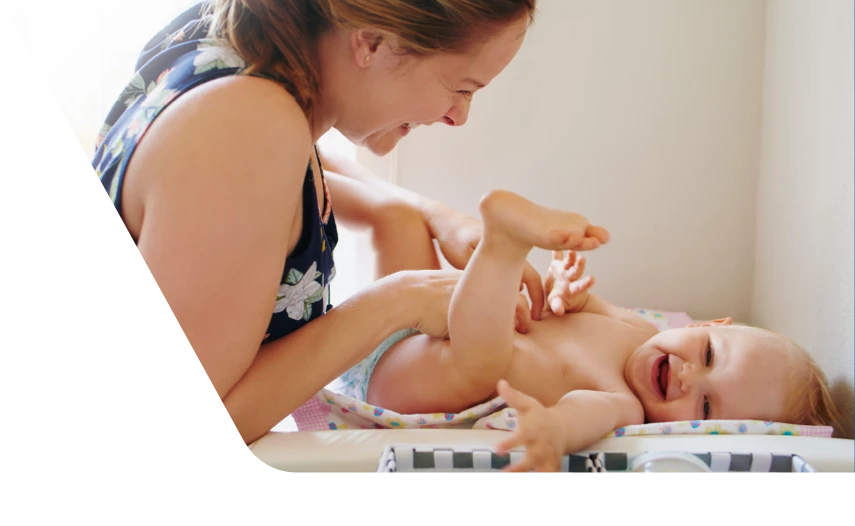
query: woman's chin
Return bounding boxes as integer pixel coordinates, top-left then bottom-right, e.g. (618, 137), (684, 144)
(364, 128), (405, 156)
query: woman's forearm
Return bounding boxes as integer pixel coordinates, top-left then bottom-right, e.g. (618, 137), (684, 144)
(223, 274), (412, 444)
(318, 148), (446, 229)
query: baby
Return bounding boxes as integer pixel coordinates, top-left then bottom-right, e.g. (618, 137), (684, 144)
(340, 190), (842, 472)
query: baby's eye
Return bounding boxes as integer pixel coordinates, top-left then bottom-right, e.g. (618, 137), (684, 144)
(703, 396), (711, 419)
(705, 345), (713, 367)
(457, 90), (473, 100)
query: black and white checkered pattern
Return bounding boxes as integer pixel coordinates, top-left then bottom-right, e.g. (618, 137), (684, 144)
(377, 445), (816, 473)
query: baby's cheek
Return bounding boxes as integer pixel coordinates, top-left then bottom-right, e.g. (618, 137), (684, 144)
(646, 403), (685, 424)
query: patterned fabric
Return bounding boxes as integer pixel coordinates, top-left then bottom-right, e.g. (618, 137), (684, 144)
(92, 3), (338, 344)
(604, 419), (832, 438)
(336, 329), (419, 402)
(377, 446), (818, 473)
(292, 308), (833, 438)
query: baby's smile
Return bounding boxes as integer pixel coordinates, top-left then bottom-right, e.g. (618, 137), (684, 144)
(652, 354), (670, 400)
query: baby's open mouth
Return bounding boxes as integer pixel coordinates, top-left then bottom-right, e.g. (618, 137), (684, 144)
(652, 354), (670, 400)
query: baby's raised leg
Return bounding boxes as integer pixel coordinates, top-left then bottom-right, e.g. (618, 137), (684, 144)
(371, 202), (440, 278)
(447, 190), (596, 398)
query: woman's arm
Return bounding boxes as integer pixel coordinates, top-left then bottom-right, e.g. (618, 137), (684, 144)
(319, 147), (484, 268)
(225, 269), (460, 443)
(319, 146), (545, 318)
(318, 147), (445, 226)
(124, 76), (458, 444)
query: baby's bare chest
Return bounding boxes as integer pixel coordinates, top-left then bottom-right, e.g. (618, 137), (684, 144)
(506, 313), (651, 406)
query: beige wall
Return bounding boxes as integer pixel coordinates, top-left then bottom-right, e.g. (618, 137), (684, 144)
(390, 0), (768, 322)
(751, 0), (854, 437)
(367, 0), (853, 432)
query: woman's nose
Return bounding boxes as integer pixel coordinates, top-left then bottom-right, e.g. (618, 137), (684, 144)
(443, 97), (471, 127)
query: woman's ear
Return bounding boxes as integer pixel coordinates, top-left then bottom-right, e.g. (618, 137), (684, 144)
(350, 29), (385, 68)
(686, 317), (733, 328)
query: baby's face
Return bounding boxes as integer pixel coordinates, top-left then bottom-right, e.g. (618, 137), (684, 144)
(624, 325), (797, 423)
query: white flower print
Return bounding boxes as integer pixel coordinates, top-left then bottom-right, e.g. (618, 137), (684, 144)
(323, 265), (336, 313)
(274, 262), (324, 321)
(323, 282), (330, 314)
(193, 41), (246, 75)
(123, 73), (148, 108)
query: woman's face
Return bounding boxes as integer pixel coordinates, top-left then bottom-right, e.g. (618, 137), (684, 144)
(332, 16), (529, 155)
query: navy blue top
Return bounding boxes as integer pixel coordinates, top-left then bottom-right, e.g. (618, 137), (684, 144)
(92, 3), (338, 344)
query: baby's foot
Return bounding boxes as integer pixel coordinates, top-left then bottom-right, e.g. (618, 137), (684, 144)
(479, 190), (609, 252)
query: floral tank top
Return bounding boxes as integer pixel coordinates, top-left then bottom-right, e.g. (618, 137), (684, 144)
(92, 3), (338, 345)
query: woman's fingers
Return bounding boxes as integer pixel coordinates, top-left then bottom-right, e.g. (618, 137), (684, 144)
(514, 294), (532, 333)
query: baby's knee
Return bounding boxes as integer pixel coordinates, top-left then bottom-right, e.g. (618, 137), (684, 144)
(371, 201), (428, 243)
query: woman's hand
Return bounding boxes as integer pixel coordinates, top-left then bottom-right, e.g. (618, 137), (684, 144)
(393, 269), (462, 339)
(425, 202), (545, 321)
(394, 269), (538, 338)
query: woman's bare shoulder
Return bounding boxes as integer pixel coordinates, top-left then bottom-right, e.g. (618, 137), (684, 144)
(121, 75), (318, 399)
(124, 74), (313, 236)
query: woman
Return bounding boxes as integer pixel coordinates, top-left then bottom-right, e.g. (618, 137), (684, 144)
(92, 0), (544, 444)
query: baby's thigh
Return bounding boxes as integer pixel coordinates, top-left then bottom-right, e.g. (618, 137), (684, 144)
(367, 335), (494, 415)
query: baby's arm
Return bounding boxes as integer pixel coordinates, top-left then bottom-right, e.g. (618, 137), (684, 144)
(552, 389), (643, 448)
(496, 381), (643, 471)
(579, 294), (657, 332)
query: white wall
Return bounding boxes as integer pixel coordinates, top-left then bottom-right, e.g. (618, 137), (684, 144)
(9, 0), (200, 154)
(751, 0), (854, 437)
(393, 0), (768, 322)
(385, 0), (853, 434)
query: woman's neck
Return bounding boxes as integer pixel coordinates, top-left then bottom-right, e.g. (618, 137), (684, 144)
(309, 30), (345, 143)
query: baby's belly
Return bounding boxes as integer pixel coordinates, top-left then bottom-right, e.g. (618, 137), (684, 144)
(504, 347), (592, 407)
(503, 314), (645, 407)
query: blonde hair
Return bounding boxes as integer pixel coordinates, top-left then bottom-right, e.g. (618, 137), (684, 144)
(204, 0), (537, 118)
(776, 334), (847, 437)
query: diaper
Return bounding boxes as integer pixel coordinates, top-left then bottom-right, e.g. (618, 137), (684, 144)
(335, 328), (419, 401)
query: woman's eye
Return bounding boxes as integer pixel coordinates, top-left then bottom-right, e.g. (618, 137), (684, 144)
(703, 397), (711, 419)
(705, 346), (713, 367)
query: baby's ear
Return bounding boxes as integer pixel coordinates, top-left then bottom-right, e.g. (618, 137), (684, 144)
(686, 317), (733, 328)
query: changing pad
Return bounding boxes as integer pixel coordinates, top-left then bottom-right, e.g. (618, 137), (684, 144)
(376, 445), (818, 472)
(292, 308), (833, 439)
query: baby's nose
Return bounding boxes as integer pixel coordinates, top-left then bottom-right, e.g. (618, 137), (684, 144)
(679, 363), (693, 393)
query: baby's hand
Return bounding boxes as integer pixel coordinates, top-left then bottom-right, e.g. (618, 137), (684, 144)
(544, 250), (595, 316)
(495, 380), (567, 472)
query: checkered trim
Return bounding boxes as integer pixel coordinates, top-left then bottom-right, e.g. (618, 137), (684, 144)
(377, 445), (816, 473)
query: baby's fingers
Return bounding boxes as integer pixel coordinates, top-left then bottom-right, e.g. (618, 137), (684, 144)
(568, 275), (595, 296)
(568, 254), (587, 281)
(563, 250), (576, 270)
(535, 455), (563, 473)
(549, 294), (566, 316)
(496, 432), (523, 456)
(503, 457), (534, 473)
(497, 380), (540, 414)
